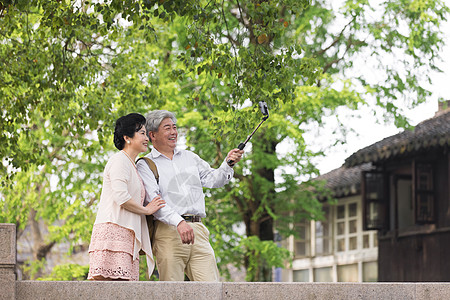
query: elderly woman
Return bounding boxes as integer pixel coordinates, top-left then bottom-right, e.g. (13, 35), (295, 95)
(88, 113), (165, 281)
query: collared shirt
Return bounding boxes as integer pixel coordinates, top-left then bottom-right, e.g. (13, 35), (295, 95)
(137, 147), (234, 227)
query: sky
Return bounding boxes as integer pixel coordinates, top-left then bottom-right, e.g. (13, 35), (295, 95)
(305, 2), (450, 175)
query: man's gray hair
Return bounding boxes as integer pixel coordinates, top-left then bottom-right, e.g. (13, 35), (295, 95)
(145, 110), (177, 133)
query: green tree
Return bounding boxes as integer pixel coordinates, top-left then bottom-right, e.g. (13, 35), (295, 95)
(0, 0), (167, 277)
(157, 0), (449, 281)
(1, 0), (448, 281)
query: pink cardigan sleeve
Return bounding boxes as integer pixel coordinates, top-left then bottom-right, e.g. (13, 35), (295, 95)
(107, 154), (133, 205)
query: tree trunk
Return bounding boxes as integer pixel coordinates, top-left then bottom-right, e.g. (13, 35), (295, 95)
(244, 133), (277, 281)
(29, 208), (55, 279)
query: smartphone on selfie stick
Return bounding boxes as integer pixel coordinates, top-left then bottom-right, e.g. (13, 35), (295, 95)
(227, 101), (270, 166)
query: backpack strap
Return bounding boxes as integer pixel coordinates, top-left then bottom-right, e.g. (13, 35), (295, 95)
(137, 156), (159, 184)
(136, 156), (159, 250)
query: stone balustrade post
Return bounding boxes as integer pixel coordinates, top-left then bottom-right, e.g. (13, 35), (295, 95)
(0, 224), (16, 300)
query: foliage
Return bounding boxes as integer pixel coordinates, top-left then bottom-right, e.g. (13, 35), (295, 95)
(22, 258), (47, 280)
(38, 263), (89, 281)
(0, 0), (168, 277)
(139, 255), (160, 281)
(1, 0), (448, 281)
(168, 0), (448, 281)
(296, 0), (449, 128)
(238, 236), (291, 282)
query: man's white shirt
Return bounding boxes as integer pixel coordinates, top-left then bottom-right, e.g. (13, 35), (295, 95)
(136, 147), (234, 227)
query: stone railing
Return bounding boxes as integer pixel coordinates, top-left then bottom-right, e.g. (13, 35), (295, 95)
(2, 223), (450, 300)
(1, 223), (16, 300)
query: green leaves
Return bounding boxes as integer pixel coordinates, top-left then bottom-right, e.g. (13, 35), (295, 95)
(38, 264), (89, 281)
(239, 236), (291, 282)
(1, 0), (448, 281)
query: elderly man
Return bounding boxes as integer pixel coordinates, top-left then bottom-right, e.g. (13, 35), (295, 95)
(137, 110), (243, 281)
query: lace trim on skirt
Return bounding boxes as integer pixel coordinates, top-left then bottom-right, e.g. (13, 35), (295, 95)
(88, 223), (139, 281)
(88, 250), (139, 281)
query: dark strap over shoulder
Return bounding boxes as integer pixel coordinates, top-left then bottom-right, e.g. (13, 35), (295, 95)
(136, 156), (159, 251)
(136, 156), (159, 183)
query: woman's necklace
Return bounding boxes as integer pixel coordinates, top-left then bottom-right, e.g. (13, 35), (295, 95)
(121, 150), (136, 169)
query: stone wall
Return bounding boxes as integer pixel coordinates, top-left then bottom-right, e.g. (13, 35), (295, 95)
(2, 223), (450, 300)
(12, 281), (450, 300)
(0, 224), (16, 300)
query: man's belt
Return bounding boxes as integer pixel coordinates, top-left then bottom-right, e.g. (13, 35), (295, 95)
(182, 215), (202, 222)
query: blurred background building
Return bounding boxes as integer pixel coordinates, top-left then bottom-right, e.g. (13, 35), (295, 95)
(282, 101), (450, 282)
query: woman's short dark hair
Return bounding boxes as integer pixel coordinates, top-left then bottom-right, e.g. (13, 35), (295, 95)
(113, 113), (146, 150)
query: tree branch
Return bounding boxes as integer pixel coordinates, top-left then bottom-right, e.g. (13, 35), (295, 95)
(322, 36), (365, 74)
(232, 0), (257, 45)
(316, 19), (353, 57)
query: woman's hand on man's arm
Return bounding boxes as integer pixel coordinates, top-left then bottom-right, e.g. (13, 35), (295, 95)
(144, 195), (166, 214)
(121, 195), (165, 215)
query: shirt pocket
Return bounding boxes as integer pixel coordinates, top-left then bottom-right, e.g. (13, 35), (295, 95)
(188, 185), (204, 205)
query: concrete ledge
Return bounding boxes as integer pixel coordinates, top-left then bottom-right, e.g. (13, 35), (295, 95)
(415, 283), (450, 299)
(15, 281), (450, 300)
(223, 282), (418, 299)
(17, 281), (222, 300)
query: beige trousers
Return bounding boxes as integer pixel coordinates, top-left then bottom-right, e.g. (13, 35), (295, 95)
(153, 221), (220, 281)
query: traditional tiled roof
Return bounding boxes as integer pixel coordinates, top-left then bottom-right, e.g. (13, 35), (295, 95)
(344, 108), (450, 168)
(316, 163), (372, 198)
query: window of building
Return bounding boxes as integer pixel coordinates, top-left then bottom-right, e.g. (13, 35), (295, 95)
(294, 220), (310, 257)
(335, 202), (359, 252)
(314, 267), (332, 282)
(362, 171), (387, 230)
(396, 175), (413, 229)
(415, 163), (435, 223)
(337, 264), (358, 282)
(363, 234), (370, 248)
(315, 206), (332, 255)
(363, 163), (436, 231)
(363, 261), (378, 282)
(293, 269), (309, 282)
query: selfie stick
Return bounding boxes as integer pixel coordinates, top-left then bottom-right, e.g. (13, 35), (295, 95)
(227, 101), (269, 166)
